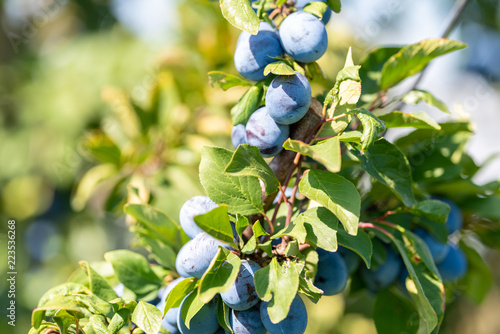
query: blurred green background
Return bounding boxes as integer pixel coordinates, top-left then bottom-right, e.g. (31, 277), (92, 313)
(1, 0), (500, 333)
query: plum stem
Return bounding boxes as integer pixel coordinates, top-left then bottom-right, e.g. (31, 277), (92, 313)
(359, 222), (392, 238)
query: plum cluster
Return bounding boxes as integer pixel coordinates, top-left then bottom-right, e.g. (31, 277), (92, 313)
(359, 198), (468, 292)
(157, 196), (309, 334)
(231, 6), (330, 157)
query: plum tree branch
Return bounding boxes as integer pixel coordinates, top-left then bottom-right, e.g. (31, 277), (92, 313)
(396, 0), (471, 108)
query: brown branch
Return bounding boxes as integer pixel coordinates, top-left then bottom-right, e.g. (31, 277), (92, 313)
(247, 99), (323, 236)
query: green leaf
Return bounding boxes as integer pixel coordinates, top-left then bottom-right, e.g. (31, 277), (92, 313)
(254, 258), (302, 323)
(53, 310), (76, 334)
(284, 137), (341, 173)
(303, 2), (329, 19)
(79, 261), (117, 302)
(140, 236), (177, 270)
(326, 0), (341, 12)
(225, 144), (280, 195)
(124, 204), (180, 247)
(235, 214), (250, 248)
(90, 315), (112, 334)
(304, 62), (325, 80)
(401, 89), (449, 114)
(408, 200), (450, 224)
(299, 169), (360, 235)
(460, 240), (493, 304)
(108, 308), (130, 334)
(231, 83), (264, 126)
(298, 269), (323, 303)
(339, 131), (362, 143)
(194, 205), (236, 246)
(198, 247), (242, 303)
(132, 301), (162, 334)
(72, 164), (118, 211)
(374, 290), (419, 334)
(38, 283), (90, 308)
(208, 71), (251, 91)
(220, 0), (260, 35)
(200, 146), (264, 215)
(241, 220), (269, 254)
(75, 294), (114, 318)
(104, 250), (162, 300)
(284, 240), (300, 257)
(180, 291), (206, 329)
(217, 297), (233, 334)
(264, 60), (296, 76)
(355, 108), (386, 151)
(336, 228), (372, 268)
(164, 278), (198, 315)
(32, 296), (83, 329)
(358, 138), (416, 207)
(82, 132), (121, 166)
(389, 227), (445, 334)
(274, 207), (339, 252)
(380, 39), (466, 89)
(359, 46), (402, 98)
(320, 51), (360, 137)
(378, 111), (441, 130)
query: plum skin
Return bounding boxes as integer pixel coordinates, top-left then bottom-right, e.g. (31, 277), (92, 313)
(413, 228), (450, 264)
(221, 260), (261, 311)
(314, 248), (348, 296)
(230, 306), (266, 334)
(266, 72), (312, 125)
(231, 124), (247, 148)
(234, 25), (283, 81)
(177, 292), (219, 334)
(175, 233), (232, 279)
(437, 243), (467, 282)
(360, 248), (402, 291)
(260, 295), (308, 334)
(279, 12), (328, 63)
(179, 196), (218, 239)
(440, 198), (463, 235)
(245, 107), (290, 158)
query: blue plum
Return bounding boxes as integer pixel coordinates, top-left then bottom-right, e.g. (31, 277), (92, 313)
(221, 260), (261, 311)
(360, 248), (402, 291)
(279, 12), (328, 63)
(176, 233), (232, 279)
(438, 198), (463, 235)
(413, 228), (450, 264)
(437, 243), (467, 282)
(234, 24), (283, 81)
(338, 246), (361, 275)
(294, 0), (332, 24)
(231, 124), (247, 148)
(245, 107), (290, 157)
(314, 248), (348, 296)
(230, 306), (266, 334)
(266, 72), (311, 125)
(179, 196), (218, 239)
(177, 292), (219, 334)
(260, 295), (308, 334)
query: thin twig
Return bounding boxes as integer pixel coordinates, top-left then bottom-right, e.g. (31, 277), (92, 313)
(394, 0), (472, 110)
(365, 210), (397, 222)
(359, 222), (393, 238)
